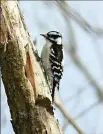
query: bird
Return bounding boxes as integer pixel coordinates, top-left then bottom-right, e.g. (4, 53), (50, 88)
(40, 31), (64, 102)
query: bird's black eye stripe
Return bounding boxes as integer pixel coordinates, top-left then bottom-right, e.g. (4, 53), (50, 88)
(47, 34), (61, 39)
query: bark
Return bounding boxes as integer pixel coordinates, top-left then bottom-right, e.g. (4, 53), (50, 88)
(0, 1), (62, 134)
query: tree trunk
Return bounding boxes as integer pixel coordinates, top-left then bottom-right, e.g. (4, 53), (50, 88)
(0, 1), (62, 134)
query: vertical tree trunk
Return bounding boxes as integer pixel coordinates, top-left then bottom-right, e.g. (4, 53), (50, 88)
(0, 1), (62, 134)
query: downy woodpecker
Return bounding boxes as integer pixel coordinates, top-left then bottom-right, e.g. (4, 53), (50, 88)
(40, 31), (64, 102)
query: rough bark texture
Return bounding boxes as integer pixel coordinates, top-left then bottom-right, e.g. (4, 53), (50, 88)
(0, 1), (62, 134)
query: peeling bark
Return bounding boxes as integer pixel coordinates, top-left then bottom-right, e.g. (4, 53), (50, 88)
(0, 1), (62, 134)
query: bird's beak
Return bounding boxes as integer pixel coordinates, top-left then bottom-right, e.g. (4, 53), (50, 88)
(40, 34), (47, 38)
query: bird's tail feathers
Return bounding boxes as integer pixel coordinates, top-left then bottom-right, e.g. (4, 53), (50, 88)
(52, 81), (59, 102)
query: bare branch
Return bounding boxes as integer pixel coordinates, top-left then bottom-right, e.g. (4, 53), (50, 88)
(55, 1), (103, 37)
(56, 3), (103, 101)
(55, 96), (86, 134)
(62, 100), (100, 132)
(67, 21), (103, 101)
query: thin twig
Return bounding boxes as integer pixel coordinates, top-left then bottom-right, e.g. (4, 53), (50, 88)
(55, 96), (86, 134)
(62, 100), (100, 132)
(55, 1), (103, 37)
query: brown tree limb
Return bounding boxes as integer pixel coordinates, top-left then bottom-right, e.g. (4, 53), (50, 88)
(62, 100), (100, 132)
(55, 96), (86, 134)
(0, 1), (62, 134)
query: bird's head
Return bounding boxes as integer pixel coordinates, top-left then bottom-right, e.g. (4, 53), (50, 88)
(40, 31), (62, 45)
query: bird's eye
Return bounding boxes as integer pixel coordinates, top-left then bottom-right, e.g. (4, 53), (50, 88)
(49, 34), (53, 38)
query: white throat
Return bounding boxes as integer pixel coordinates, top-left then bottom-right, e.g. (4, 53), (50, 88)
(56, 37), (62, 44)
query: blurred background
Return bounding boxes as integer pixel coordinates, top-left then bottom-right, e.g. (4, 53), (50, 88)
(1, 1), (103, 134)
